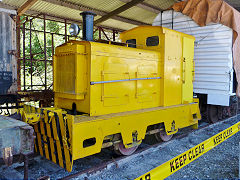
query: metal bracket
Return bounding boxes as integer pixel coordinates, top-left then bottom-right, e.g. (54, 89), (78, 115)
(2, 147), (13, 166)
(8, 50), (17, 56)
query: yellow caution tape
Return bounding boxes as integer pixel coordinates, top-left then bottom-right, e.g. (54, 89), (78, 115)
(136, 121), (240, 180)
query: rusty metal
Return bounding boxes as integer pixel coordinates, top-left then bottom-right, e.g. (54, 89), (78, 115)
(19, 58), (52, 62)
(19, 13), (42, 26)
(64, 19), (67, 43)
(23, 22), (26, 91)
(20, 27), (68, 37)
(99, 27), (102, 40)
(44, 15), (47, 90)
(59, 158), (118, 180)
(3, 147), (13, 166)
(18, 13), (121, 96)
(60, 120), (215, 180)
(8, 50), (17, 56)
(18, 90), (54, 107)
(100, 27), (110, 41)
(20, 125), (35, 153)
(145, 128), (163, 135)
(113, 30), (116, 41)
(60, 139), (163, 180)
(23, 154), (29, 180)
(30, 19), (33, 90)
(0, 115), (35, 175)
(51, 33), (54, 58)
(19, 16), (69, 92)
(0, 10), (17, 95)
(17, 16), (21, 91)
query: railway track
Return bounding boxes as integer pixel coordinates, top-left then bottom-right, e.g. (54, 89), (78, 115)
(59, 120), (212, 180)
(0, 118), (231, 180)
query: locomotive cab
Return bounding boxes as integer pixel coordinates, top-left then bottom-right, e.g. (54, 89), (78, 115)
(120, 26), (196, 106)
(121, 26), (163, 51)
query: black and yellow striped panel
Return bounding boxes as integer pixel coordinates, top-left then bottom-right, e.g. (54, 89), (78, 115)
(33, 110), (73, 172)
(21, 106), (73, 172)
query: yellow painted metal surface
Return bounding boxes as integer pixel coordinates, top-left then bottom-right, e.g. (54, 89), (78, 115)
(54, 41), (161, 116)
(54, 26), (195, 116)
(19, 100), (200, 172)
(120, 26), (195, 107)
(182, 37), (195, 104)
(19, 26), (200, 172)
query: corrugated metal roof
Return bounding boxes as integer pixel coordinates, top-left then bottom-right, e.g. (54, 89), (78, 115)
(101, 18), (137, 30)
(31, 1), (82, 20)
(0, 0), (239, 31)
(118, 6), (156, 24)
(147, 0), (176, 9)
(69, 0), (125, 12)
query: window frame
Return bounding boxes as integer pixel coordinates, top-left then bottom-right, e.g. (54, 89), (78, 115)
(146, 36), (159, 47)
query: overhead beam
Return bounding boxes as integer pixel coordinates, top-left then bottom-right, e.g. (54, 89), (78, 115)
(119, 0), (162, 14)
(42, 0), (149, 26)
(0, 2), (125, 31)
(17, 0), (38, 16)
(95, 0), (145, 24)
(28, 13), (125, 32)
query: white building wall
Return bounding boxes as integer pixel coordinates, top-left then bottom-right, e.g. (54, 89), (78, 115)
(153, 10), (235, 106)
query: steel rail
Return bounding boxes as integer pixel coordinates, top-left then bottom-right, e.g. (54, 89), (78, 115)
(59, 121), (212, 180)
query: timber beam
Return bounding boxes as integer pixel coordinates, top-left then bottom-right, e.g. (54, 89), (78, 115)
(42, 0), (149, 26)
(17, 0), (38, 16)
(119, 0), (162, 14)
(95, 0), (145, 25)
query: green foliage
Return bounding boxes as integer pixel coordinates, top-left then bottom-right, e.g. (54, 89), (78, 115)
(21, 16), (66, 90)
(21, 16), (120, 90)
(47, 21), (60, 34)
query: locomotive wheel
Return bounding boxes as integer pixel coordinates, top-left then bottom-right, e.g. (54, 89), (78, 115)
(155, 130), (173, 142)
(114, 142), (138, 156)
(207, 105), (218, 123)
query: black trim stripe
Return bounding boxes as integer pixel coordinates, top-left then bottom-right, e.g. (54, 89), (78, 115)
(41, 135), (46, 159)
(45, 111), (52, 162)
(55, 113), (66, 169)
(39, 109), (45, 135)
(54, 139), (60, 166)
(63, 114), (72, 163)
(51, 113), (60, 166)
(48, 110), (57, 164)
(46, 136), (52, 161)
(52, 113), (62, 167)
(42, 110), (50, 160)
(37, 121), (44, 156)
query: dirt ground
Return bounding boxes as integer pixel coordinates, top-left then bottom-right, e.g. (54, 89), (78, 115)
(0, 116), (239, 179)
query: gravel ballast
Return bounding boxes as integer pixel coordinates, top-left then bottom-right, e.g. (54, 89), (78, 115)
(0, 116), (239, 179)
(80, 116), (240, 180)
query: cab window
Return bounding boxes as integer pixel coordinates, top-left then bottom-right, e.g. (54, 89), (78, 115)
(126, 39), (136, 48)
(146, 36), (159, 46)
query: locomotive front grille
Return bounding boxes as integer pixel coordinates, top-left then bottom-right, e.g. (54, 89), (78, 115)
(55, 54), (76, 94)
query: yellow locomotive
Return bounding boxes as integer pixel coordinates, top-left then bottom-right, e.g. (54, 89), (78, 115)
(19, 12), (201, 171)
